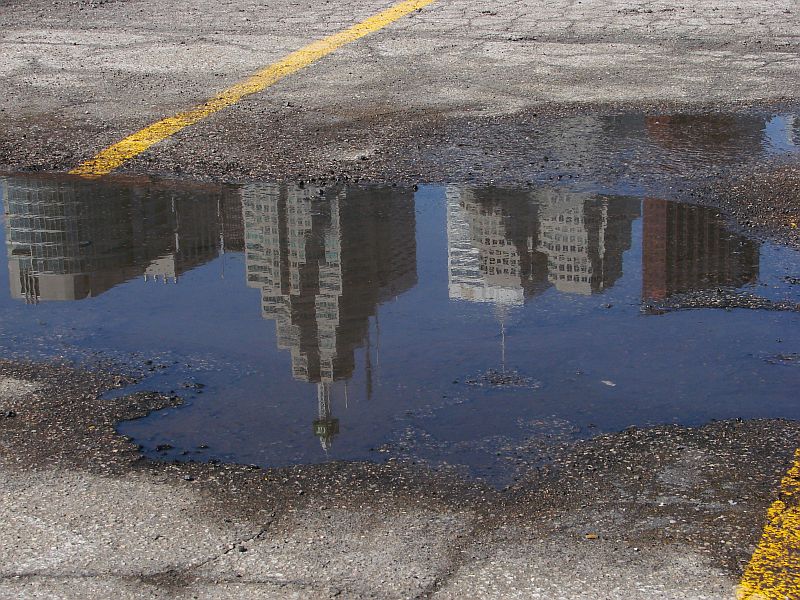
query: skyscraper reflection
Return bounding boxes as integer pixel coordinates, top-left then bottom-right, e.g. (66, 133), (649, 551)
(446, 187), (547, 305)
(447, 185), (641, 304)
(2, 176), (237, 302)
(446, 185), (640, 378)
(241, 183), (417, 449)
(1, 176), (768, 453)
(642, 198), (759, 301)
(537, 189), (639, 295)
(1, 176), (418, 452)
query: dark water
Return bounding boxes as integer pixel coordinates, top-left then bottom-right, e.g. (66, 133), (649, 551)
(1, 113), (799, 483)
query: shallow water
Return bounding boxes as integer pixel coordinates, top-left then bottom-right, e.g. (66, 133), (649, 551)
(1, 113), (798, 484)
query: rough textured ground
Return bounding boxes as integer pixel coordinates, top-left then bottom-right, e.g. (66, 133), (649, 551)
(1, 1), (800, 597)
(700, 164), (800, 250)
(2, 0), (799, 250)
(0, 0), (799, 178)
(1, 359), (798, 598)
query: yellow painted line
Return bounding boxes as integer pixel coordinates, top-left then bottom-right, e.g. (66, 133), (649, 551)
(737, 448), (800, 599)
(70, 0), (435, 177)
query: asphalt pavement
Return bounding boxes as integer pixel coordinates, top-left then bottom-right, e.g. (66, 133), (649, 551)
(2, 362), (798, 599)
(0, 0), (798, 179)
(1, 0), (799, 597)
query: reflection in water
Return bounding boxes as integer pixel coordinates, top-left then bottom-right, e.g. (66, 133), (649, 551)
(446, 186), (641, 377)
(765, 114), (799, 152)
(642, 198), (759, 301)
(644, 114), (767, 161)
(447, 186), (640, 303)
(2, 176), (240, 302)
(241, 183), (416, 449)
(796, 115), (800, 145)
(0, 176), (772, 456)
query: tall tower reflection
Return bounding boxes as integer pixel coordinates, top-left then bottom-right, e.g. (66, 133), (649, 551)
(241, 183), (417, 450)
(642, 198), (759, 301)
(537, 189), (639, 295)
(2, 176), (236, 302)
(446, 187), (548, 305)
(447, 185), (639, 374)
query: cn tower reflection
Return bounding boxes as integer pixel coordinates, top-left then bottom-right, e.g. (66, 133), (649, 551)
(241, 183), (417, 450)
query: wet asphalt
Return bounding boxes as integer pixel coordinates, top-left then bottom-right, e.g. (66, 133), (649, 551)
(1, 0), (800, 597)
(1, 360), (799, 598)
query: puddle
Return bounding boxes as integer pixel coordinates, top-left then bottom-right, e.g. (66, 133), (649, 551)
(1, 114), (799, 485)
(431, 110), (799, 196)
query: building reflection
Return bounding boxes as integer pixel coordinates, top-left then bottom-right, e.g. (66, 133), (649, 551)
(447, 185), (640, 304)
(1, 176), (418, 452)
(446, 187), (547, 305)
(644, 114), (767, 164)
(2, 176), (767, 450)
(2, 176), (240, 302)
(446, 185), (640, 375)
(642, 198), (759, 301)
(241, 183), (417, 449)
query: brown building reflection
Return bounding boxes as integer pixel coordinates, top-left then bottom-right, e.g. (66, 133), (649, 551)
(241, 183), (417, 449)
(2, 176), (241, 303)
(447, 186), (640, 303)
(644, 114), (766, 162)
(642, 198), (759, 301)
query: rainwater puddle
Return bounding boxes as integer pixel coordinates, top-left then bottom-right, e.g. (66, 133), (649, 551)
(1, 113), (799, 485)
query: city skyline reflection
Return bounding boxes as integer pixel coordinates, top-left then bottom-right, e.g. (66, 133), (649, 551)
(1, 176), (766, 454)
(0, 179), (764, 310)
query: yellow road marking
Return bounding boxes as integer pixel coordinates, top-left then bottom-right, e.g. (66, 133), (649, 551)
(737, 448), (800, 599)
(70, 0), (435, 177)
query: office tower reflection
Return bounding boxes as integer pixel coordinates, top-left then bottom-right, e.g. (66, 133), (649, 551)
(642, 198), (760, 301)
(447, 185), (640, 303)
(447, 187), (548, 305)
(2, 177), (233, 303)
(447, 185), (639, 378)
(314, 382), (340, 452)
(241, 183), (417, 449)
(537, 189), (639, 295)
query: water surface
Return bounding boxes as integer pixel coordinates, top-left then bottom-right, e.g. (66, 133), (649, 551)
(1, 113), (798, 484)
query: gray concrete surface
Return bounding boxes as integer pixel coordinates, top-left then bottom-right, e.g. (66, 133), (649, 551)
(1, 361), (798, 599)
(0, 0), (799, 178)
(1, 1), (800, 597)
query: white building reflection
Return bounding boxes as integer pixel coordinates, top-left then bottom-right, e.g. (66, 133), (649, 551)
(242, 183), (417, 449)
(446, 185), (640, 304)
(2, 176), (238, 302)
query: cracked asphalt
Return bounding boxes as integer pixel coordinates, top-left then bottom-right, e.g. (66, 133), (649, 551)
(0, 0), (799, 180)
(2, 361), (799, 599)
(2, 0), (799, 249)
(1, 0), (800, 597)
